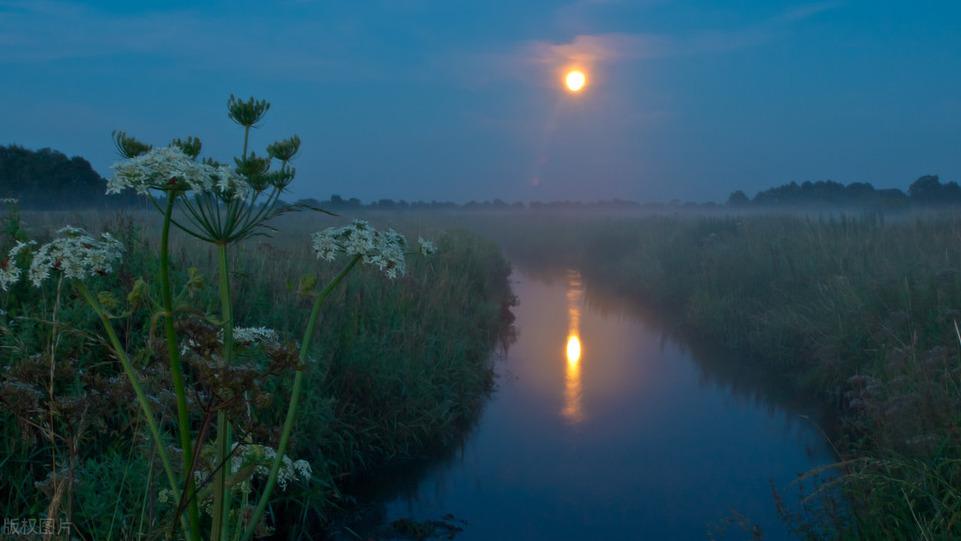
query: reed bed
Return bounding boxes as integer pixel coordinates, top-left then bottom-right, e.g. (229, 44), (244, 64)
(0, 208), (513, 539)
(457, 210), (961, 540)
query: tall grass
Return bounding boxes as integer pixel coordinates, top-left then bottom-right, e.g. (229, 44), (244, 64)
(458, 210), (961, 539)
(0, 209), (513, 539)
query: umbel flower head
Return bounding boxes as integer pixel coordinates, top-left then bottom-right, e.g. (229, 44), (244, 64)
(311, 220), (435, 280)
(230, 443), (311, 492)
(109, 146), (250, 198)
(0, 241), (34, 291)
(27, 226), (124, 287)
(224, 326), (279, 346)
(109, 96), (305, 244)
(417, 237), (437, 256)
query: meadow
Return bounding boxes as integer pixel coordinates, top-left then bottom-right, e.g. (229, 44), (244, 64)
(5, 199), (961, 540)
(0, 207), (513, 539)
(449, 209), (961, 539)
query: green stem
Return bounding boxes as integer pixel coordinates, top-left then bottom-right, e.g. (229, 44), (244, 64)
(212, 243), (234, 541)
(75, 283), (186, 534)
(160, 194), (203, 541)
(240, 255), (361, 541)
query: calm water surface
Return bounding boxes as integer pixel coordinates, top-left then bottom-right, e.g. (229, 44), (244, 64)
(359, 268), (835, 540)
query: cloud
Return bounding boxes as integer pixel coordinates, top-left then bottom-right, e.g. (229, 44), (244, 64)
(525, 33), (669, 67)
(510, 1), (841, 71)
(0, 1), (348, 79)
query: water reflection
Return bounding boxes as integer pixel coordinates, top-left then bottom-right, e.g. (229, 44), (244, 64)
(348, 268), (837, 541)
(563, 270), (584, 423)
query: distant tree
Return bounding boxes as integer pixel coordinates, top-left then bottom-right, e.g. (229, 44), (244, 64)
(0, 145), (137, 209)
(727, 190), (750, 207)
(908, 175), (944, 204)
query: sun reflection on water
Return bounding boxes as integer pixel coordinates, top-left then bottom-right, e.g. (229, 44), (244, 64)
(562, 270), (584, 423)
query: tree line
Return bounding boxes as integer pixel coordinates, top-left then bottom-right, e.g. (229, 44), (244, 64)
(0, 145), (138, 209)
(726, 176), (961, 209)
(3, 144), (958, 211)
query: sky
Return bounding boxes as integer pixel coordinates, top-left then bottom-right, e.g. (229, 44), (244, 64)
(1, 0), (960, 203)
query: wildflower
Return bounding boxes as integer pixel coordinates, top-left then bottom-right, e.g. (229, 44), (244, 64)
(0, 198), (18, 205)
(266, 135), (301, 162)
(227, 326), (279, 346)
(230, 443), (311, 491)
(311, 220), (409, 279)
(211, 163), (253, 200)
(28, 227), (123, 287)
(109, 146), (251, 199)
(417, 237), (437, 256)
(0, 241), (34, 291)
(109, 146), (210, 195)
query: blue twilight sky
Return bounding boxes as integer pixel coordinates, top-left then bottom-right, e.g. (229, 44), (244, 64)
(1, 0), (960, 203)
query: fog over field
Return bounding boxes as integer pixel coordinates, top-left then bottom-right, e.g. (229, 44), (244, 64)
(2, 1), (961, 540)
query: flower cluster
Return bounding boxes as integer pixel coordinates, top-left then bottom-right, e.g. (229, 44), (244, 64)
(417, 237), (437, 256)
(311, 220), (417, 279)
(27, 227), (124, 287)
(0, 241), (34, 291)
(226, 326), (279, 346)
(109, 146), (251, 199)
(230, 443), (311, 492)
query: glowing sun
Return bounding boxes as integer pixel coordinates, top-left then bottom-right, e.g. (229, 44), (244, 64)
(564, 69), (587, 93)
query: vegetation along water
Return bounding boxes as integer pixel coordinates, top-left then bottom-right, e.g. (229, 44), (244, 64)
(0, 98), (513, 540)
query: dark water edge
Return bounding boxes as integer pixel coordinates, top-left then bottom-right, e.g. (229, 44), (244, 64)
(325, 265), (840, 541)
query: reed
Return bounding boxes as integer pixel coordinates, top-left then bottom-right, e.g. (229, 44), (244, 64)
(462, 210), (961, 539)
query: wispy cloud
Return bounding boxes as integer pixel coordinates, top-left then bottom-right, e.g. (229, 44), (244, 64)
(0, 1), (348, 79)
(502, 2), (841, 76)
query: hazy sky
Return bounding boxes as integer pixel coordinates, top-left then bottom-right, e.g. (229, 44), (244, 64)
(2, 0), (960, 202)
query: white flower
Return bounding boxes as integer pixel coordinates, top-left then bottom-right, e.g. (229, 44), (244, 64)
(230, 444), (311, 491)
(228, 326), (278, 345)
(311, 220), (408, 279)
(417, 237), (437, 256)
(0, 241), (34, 291)
(293, 459), (312, 480)
(109, 146), (251, 199)
(109, 146), (209, 195)
(211, 164), (253, 200)
(28, 227), (124, 287)
(0, 198), (18, 205)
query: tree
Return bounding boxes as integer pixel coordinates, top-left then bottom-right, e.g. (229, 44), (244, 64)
(727, 190), (750, 207)
(0, 145), (137, 209)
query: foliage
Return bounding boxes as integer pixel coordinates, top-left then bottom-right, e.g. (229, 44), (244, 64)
(0, 208), (512, 539)
(0, 96), (512, 540)
(727, 176), (961, 209)
(0, 145), (138, 209)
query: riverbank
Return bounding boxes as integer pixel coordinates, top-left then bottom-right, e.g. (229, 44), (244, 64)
(460, 211), (961, 539)
(332, 267), (836, 541)
(0, 210), (514, 539)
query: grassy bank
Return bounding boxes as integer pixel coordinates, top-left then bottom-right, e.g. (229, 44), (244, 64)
(0, 209), (513, 539)
(458, 211), (961, 539)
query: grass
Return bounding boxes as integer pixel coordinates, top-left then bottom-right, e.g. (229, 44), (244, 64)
(0, 208), (513, 539)
(448, 209), (961, 539)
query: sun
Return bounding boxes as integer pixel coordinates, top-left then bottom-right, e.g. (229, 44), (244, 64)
(564, 69), (587, 93)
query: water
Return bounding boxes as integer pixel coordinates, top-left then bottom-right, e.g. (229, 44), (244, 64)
(353, 268), (836, 540)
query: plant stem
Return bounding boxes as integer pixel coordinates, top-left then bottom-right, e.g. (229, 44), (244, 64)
(160, 194), (203, 541)
(240, 255), (361, 541)
(211, 242), (234, 541)
(75, 283), (185, 533)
